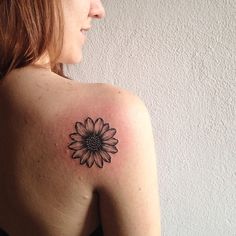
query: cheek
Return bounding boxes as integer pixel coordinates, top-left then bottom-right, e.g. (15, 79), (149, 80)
(63, 34), (84, 52)
(63, 17), (81, 42)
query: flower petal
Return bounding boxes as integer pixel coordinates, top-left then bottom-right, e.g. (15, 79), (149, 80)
(101, 128), (116, 140)
(100, 123), (109, 136)
(94, 118), (104, 134)
(72, 148), (87, 159)
(76, 122), (88, 136)
(103, 138), (118, 146)
(85, 117), (94, 133)
(102, 144), (118, 153)
(69, 133), (83, 142)
(80, 150), (91, 164)
(68, 141), (84, 150)
(86, 155), (95, 168)
(94, 152), (104, 168)
(99, 150), (111, 163)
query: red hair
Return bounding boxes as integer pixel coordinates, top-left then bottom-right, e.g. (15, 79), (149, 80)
(0, 0), (71, 80)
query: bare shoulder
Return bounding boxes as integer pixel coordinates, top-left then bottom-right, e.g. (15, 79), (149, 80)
(0, 75), (161, 236)
(79, 82), (145, 108)
(32, 79), (162, 235)
(61, 81), (147, 170)
(66, 82), (162, 235)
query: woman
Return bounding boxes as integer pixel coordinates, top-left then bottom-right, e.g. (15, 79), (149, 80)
(0, 0), (161, 235)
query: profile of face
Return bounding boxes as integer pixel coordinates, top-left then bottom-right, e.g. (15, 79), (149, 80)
(57, 0), (106, 64)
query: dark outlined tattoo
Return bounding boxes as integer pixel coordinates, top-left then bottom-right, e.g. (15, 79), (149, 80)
(67, 117), (119, 168)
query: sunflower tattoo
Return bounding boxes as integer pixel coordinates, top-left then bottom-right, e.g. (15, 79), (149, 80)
(67, 117), (119, 168)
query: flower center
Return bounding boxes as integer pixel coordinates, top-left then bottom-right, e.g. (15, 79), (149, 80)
(85, 133), (102, 151)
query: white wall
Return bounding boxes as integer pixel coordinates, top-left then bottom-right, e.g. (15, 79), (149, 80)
(64, 0), (236, 235)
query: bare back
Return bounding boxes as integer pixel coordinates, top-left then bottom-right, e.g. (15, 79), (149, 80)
(0, 69), (162, 236)
(0, 73), (104, 236)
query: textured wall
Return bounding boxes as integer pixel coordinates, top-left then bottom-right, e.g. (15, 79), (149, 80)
(64, 0), (236, 235)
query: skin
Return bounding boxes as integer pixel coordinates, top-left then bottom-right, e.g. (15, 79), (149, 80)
(0, 76), (162, 235)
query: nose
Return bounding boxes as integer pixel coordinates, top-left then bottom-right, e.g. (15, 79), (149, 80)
(89, 0), (106, 19)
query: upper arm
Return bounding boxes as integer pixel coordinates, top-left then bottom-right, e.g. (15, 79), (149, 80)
(88, 85), (162, 236)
